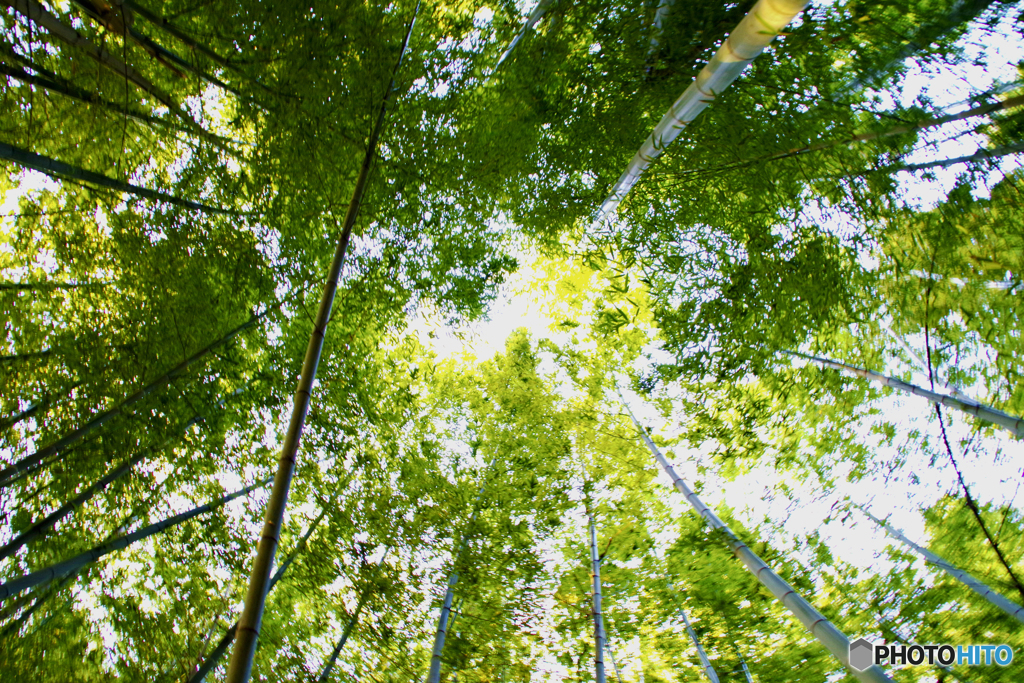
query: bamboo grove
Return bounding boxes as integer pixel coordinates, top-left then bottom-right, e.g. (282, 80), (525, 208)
(0, 0), (1023, 681)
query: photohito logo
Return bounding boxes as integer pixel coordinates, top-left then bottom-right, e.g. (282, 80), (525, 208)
(849, 638), (1014, 671)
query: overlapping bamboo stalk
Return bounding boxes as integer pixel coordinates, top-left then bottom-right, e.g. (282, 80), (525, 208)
(617, 390), (892, 683)
(855, 503), (1024, 624)
(223, 8), (420, 678)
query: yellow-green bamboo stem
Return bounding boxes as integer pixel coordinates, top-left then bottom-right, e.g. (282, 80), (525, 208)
(223, 6), (419, 682)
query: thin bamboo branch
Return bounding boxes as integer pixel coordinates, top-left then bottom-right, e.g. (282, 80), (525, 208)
(119, 0), (236, 71)
(0, 476), (270, 601)
(0, 142), (234, 214)
(855, 503), (1024, 624)
(224, 6), (420, 681)
(0, 312), (265, 487)
(595, 0), (809, 225)
(787, 350), (1024, 439)
(850, 141), (1024, 176)
(617, 389), (892, 683)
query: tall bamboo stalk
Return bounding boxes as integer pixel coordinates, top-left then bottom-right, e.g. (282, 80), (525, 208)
(617, 390), (892, 683)
(855, 503), (1024, 624)
(427, 573), (459, 683)
(187, 499), (340, 683)
(678, 604), (719, 683)
(787, 350), (1024, 439)
(671, 94), (1024, 181)
(589, 514), (608, 683)
(607, 643), (624, 683)
(848, 141), (1024, 177)
(595, 0), (809, 226)
(427, 465), (494, 683)
(0, 312), (264, 487)
(0, 476), (269, 601)
(0, 142), (233, 214)
(493, 0), (554, 69)
(224, 7), (420, 681)
(316, 548), (391, 683)
(1, 386), (243, 561)
(737, 651), (754, 683)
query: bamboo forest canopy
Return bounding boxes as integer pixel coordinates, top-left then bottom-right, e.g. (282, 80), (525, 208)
(1, 0), (1023, 680)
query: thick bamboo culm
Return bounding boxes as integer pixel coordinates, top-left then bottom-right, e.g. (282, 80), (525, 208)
(789, 350), (1024, 439)
(618, 391), (893, 683)
(594, 0), (810, 225)
(855, 504), (1024, 624)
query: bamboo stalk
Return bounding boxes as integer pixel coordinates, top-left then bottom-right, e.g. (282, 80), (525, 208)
(493, 0), (554, 69)
(678, 604), (719, 683)
(737, 651), (754, 683)
(0, 312), (264, 486)
(427, 572), (459, 683)
(187, 500), (339, 683)
(0, 383), (240, 560)
(316, 548), (391, 683)
(595, 0), (809, 225)
(589, 514), (608, 683)
(672, 94), (1024, 180)
(617, 390), (893, 683)
(853, 141), (1024, 176)
(787, 350), (1024, 439)
(118, 0), (236, 71)
(607, 641), (624, 683)
(0, 476), (269, 601)
(855, 503), (1024, 624)
(0, 142), (233, 214)
(223, 6), (420, 681)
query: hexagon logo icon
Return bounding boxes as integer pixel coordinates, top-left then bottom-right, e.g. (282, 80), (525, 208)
(849, 637), (875, 671)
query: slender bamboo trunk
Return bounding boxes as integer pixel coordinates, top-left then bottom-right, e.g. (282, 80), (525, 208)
(608, 644), (624, 683)
(595, 0), (808, 225)
(316, 548), (391, 683)
(66, 0), (240, 96)
(0, 475), (168, 637)
(734, 647), (754, 683)
(855, 503), (1024, 624)
(646, 0), (675, 59)
(0, 350), (52, 365)
(879, 321), (972, 402)
(224, 9), (420, 681)
(0, 400), (46, 434)
(617, 390), (893, 683)
(0, 385), (238, 560)
(0, 279), (109, 291)
(677, 603), (719, 683)
(427, 462), (495, 683)
(187, 502), (338, 683)
(493, 0), (554, 69)
(851, 141), (1024, 177)
(787, 350), (1024, 439)
(118, 0), (236, 71)
(0, 142), (233, 214)
(0, 476), (269, 601)
(0, 312), (264, 487)
(1, 0), (206, 131)
(589, 514), (608, 683)
(427, 573), (459, 683)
